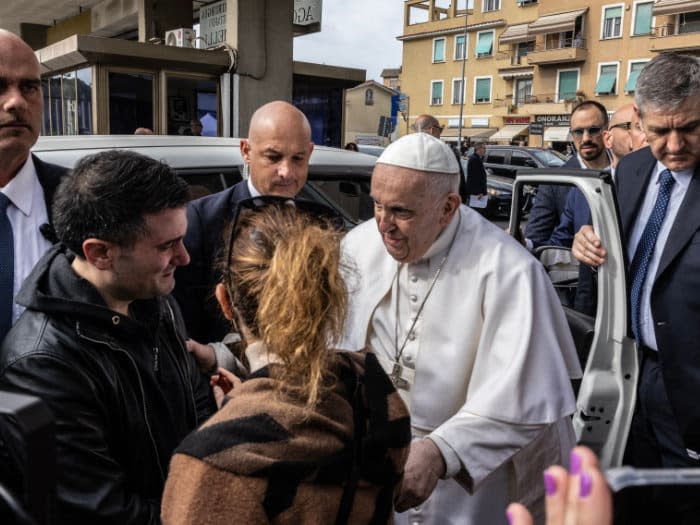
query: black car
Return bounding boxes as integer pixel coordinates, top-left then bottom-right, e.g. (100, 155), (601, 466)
(476, 146), (568, 179)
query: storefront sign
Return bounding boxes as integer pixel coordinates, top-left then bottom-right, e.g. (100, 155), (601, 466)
(504, 117), (531, 125)
(535, 114), (570, 127)
(199, 0), (226, 49)
(471, 117), (489, 128)
(294, 0), (322, 26)
(529, 123), (544, 135)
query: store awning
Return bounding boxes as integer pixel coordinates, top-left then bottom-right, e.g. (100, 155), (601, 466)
(499, 68), (534, 79)
(443, 127), (497, 139)
(543, 127), (570, 142)
(499, 23), (531, 45)
(652, 0), (699, 16)
(490, 125), (530, 141)
(528, 8), (588, 36)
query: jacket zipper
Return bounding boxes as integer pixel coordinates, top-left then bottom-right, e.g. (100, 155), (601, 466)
(76, 328), (166, 481)
(164, 301), (200, 425)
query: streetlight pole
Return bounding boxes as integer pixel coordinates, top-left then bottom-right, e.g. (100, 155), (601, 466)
(457, 5), (469, 152)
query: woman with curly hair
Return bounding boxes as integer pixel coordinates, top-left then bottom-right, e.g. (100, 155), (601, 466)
(161, 197), (411, 524)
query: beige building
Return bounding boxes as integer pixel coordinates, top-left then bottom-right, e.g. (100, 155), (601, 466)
(343, 80), (398, 146)
(399, 0), (700, 148)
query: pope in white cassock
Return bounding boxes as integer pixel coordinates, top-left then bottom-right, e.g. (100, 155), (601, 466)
(339, 133), (582, 524)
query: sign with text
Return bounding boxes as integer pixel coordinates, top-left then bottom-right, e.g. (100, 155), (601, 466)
(529, 123), (544, 135)
(504, 117), (531, 125)
(535, 114), (570, 127)
(294, 0), (322, 26)
(199, 0), (226, 49)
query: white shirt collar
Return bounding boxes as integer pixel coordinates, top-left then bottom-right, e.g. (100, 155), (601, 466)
(247, 178), (262, 197)
(655, 160), (694, 189)
(2, 156), (37, 216)
(244, 340), (283, 373)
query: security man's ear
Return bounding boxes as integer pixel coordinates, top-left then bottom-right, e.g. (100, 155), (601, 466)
(215, 283), (234, 321)
(81, 239), (115, 270)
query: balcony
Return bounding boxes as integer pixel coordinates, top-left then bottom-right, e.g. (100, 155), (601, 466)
(520, 93), (575, 114)
(649, 23), (700, 53)
(526, 38), (587, 66)
(496, 51), (531, 70)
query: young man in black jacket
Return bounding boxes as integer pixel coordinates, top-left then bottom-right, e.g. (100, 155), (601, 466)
(0, 150), (215, 524)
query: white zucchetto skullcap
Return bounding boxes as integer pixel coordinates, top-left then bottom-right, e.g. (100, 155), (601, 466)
(377, 133), (459, 174)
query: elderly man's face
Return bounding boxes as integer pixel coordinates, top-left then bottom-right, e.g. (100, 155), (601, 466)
(371, 163), (458, 264)
(641, 96), (700, 171)
(0, 34), (43, 164)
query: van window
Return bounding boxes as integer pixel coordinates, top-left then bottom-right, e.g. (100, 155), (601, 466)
(511, 151), (537, 167)
(175, 168), (241, 199)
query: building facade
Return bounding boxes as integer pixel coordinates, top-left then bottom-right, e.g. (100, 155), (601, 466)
(399, 0), (700, 149)
(343, 80), (399, 146)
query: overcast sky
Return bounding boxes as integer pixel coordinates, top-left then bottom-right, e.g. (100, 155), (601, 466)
(293, 0), (404, 82)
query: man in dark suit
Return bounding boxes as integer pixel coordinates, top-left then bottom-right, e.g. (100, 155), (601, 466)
(173, 101), (314, 367)
(0, 29), (68, 342)
(465, 142), (487, 211)
(574, 53), (700, 519)
(524, 101), (611, 249)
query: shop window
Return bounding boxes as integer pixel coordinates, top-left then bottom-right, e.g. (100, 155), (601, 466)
(109, 72), (153, 134)
(166, 76), (219, 136)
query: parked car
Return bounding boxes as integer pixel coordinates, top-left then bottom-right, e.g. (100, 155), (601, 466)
(467, 145), (567, 179)
(356, 144), (385, 157)
(32, 135), (378, 227)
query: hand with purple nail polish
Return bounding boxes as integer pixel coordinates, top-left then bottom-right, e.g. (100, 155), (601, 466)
(506, 446), (612, 525)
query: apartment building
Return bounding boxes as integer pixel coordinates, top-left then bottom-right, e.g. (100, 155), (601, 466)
(399, 0), (700, 148)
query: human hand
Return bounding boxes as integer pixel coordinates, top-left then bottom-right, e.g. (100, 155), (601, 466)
(572, 225), (607, 266)
(506, 446), (612, 525)
(395, 438), (446, 512)
(210, 367), (241, 409)
(186, 339), (216, 373)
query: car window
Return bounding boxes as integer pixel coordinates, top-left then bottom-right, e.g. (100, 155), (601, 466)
(304, 179), (373, 224)
(510, 151), (537, 168)
(485, 150), (508, 164)
(531, 149), (566, 167)
(175, 168), (241, 199)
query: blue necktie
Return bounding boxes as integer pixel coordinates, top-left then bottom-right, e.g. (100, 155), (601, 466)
(629, 169), (675, 343)
(0, 193), (14, 341)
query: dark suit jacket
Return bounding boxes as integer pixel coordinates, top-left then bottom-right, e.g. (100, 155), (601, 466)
(33, 154), (69, 242)
(465, 154), (487, 196)
(616, 146), (700, 450)
(173, 181), (251, 343)
(524, 155), (580, 248)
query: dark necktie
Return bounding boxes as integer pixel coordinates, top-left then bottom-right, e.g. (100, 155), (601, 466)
(629, 169), (675, 343)
(0, 193), (14, 341)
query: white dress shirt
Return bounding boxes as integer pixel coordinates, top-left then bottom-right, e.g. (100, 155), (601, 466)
(1, 156), (51, 323)
(627, 161), (692, 350)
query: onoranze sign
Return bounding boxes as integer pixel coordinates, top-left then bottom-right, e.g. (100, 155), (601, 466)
(535, 114), (570, 127)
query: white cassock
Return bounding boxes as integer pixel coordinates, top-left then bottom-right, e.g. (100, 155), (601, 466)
(340, 206), (582, 525)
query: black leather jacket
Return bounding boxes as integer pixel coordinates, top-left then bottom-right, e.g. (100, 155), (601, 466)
(0, 245), (215, 524)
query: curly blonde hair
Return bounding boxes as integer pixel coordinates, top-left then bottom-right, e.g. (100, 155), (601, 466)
(222, 204), (348, 409)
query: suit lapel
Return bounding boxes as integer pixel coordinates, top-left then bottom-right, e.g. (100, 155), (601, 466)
(619, 150), (655, 239)
(656, 164), (700, 279)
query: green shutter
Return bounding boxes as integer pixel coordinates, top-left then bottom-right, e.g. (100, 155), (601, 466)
(605, 6), (622, 20)
(475, 78), (491, 101)
(595, 73), (616, 95)
(434, 39), (445, 61)
(625, 64), (645, 92)
(634, 2), (653, 35)
(475, 32), (493, 56)
(558, 71), (578, 100)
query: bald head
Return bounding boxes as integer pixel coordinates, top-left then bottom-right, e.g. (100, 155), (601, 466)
(604, 103), (647, 166)
(241, 101), (313, 197)
(413, 114), (442, 138)
(0, 29), (43, 185)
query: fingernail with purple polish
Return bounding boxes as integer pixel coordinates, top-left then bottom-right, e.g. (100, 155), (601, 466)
(544, 472), (557, 496)
(506, 510), (514, 525)
(580, 471), (593, 498)
(570, 451), (582, 475)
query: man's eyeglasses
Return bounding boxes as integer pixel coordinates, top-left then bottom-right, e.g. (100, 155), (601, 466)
(224, 195), (345, 281)
(609, 122), (633, 132)
(570, 126), (603, 139)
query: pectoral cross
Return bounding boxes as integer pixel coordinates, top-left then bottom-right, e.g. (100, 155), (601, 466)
(390, 362), (409, 390)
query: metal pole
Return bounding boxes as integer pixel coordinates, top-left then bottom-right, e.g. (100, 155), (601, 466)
(457, 5), (469, 151)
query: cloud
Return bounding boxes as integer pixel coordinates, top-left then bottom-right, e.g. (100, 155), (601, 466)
(293, 0), (403, 82)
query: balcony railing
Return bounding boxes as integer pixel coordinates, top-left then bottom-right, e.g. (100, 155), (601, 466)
(538, 37), (586, 51)
(652, 22), (700, 37)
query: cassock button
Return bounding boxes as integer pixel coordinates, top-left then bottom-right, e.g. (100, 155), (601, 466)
(410, 294), (418, 302)
(411, 275), (418, 283)
(408, 333), (416, 341)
